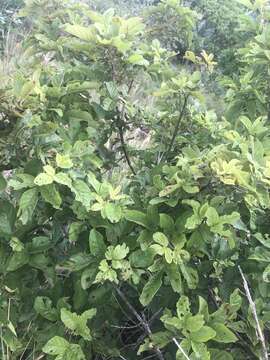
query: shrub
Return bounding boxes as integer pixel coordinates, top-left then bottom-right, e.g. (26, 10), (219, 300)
(0, 0), (270, 359)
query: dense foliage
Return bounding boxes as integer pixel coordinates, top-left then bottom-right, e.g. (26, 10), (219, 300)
(1, 0), (270, 359)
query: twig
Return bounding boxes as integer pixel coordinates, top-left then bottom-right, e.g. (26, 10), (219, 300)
(238, 266), (269, 360)
(19, 336), (33, 360)
(114, 286), (164, 360)
(161, 95), (189, 162)
(112, 293), (137, 325)
(110, 323), (141, 330)
(172, 338), (191, 360)
(117, 119), (136, 175)
(134, 308), (164, 349)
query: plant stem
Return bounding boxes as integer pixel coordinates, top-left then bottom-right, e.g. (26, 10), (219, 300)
(238, 266), (269, 360)
(162, 94), (189, 162)
(114, 286), (164, 360)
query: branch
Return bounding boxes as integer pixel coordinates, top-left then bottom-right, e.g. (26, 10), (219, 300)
(114, 286), (164, 360)
(238, 266), (269, 360)
(116, 79), (136, 175)
(134, 308), (163, 349)
(160, 94), (189, 162)
(117, 117), (136, 175)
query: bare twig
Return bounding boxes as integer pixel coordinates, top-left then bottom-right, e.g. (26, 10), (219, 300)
(112, 293), (137, 325)
(134, 308), (164, 349)
(114, 286), (164, 360)
(238, 266), (269, 360)
(110, 323), (141, 330)
(19, 336), (33, 360)
(172, 338), (191, 360)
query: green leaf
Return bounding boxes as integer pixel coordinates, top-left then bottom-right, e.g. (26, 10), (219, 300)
(249, 246), (270, 262)
(18, 188), (38, 225)
(54, 172), (72, 188)
(175, 339), (191, 360)
(59, 253), (93, 272)
(206, 207), (219, 226)
(185, 314), (205, 332)
(28, 236), (51, 253)
(160, 213), (174, 232)
(7, 250), (29, 272)
(56, 153), (73, 169)
(104, 202), (122, 223)
(180, 265), (198, 289)
(191, 342), (210, 359)
(166, 264), (182, 293)
(34, 296), (58, 321)
(42, 336), (69, 356)
(60, 308), (95, 340)
(229, 289), (242, 312)
(263, 264), (270, 282)
(2, 329), (22, 352)
(0, 173), (7, 191)
(89, 229), (106, 257)
(140, 271), (163, 306)
(153, 232), (169, 246)
(73, 140), (94, 157)
(105, 82), (118, 99)
(69, 222), (84, 242)
(9, 174), (35, 190)
(190, 326), (216, 343)
(34, 173), (54, 186)
(106, 244), (129, 260)
(65, 344), (86, 360)
(164, 248), (173, 263)
(254, 233), (270, 249)
(211, 323), (238, 343)
(81, 265), (98, 290)
(72, 180), (93, 209)
(209, 350), (233, 360)
(176, 296), (190, 320)
(40, 184), (62, 209)
(198, 296), (209, 322)
(129, 249), (154, 268)
(64, 24), (95, 41)
(0, 200), (16, 234)
(124, 209), (151, 229)
(10, 237), (24, 252)
(127, 53), (149, 66)
(87, 172), (101, 192)
(44, 165), (55, 176)
(150, 331), (171, 348)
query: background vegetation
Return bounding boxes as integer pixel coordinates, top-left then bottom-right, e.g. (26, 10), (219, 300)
(1, 0), (270, 359)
